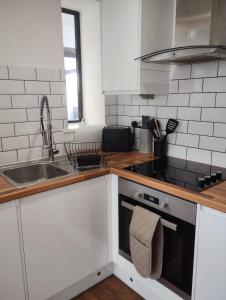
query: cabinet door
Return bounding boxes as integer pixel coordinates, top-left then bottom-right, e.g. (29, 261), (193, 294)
(20, 177), (108, 300)
(0, 202), (25, 300)
(194, 206), (226, 300)
(101, 0), (140, 93)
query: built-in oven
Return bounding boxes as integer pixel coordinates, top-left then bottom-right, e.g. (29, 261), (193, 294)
(118, 178), (197, 299)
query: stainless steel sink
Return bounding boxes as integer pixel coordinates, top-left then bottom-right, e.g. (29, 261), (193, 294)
(2, 162), (69, 187)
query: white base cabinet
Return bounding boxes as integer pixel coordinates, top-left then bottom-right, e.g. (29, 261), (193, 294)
(20, 177), (108, 300)
(0, 201), (25, 300)
(193, 206), (226, 300)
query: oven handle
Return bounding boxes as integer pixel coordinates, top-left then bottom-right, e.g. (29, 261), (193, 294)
(121, 200), (178, 232)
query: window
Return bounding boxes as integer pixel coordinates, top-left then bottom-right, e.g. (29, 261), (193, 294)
(61, 8), (83, 123)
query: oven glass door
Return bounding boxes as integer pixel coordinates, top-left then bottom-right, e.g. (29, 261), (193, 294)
(118, 194), (195, 297)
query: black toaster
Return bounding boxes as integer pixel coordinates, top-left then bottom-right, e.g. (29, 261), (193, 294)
(102, 126), (133, 152)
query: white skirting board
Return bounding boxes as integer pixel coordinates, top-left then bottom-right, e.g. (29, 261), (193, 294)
(49, 263), (114, 300)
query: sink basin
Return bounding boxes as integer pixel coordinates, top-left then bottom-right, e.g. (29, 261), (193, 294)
(2, 163), (69, 187)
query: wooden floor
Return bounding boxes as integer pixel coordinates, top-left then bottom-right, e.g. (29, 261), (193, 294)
(72, 275), (143, 300)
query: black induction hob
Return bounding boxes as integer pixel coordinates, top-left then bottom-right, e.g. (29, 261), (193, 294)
(125, 156), (226, 192)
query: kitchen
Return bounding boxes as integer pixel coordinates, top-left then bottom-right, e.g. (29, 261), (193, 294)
(0, 0), (226, 299)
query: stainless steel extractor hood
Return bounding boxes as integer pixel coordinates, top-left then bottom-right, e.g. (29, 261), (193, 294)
(136, 0), (226, 64)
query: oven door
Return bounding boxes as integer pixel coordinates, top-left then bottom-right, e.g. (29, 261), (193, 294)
(118, 193), (195, 298)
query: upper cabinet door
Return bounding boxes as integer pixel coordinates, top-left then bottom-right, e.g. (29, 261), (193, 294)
(101, 0), (174, 95)
(0, 202), (25, 300)
(20, 177), (108, 300)
(101, 0), (140, 93)
(194, 206), (226, 300)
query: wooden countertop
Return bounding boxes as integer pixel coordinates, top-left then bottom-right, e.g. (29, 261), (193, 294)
(0, 151), (226, 213)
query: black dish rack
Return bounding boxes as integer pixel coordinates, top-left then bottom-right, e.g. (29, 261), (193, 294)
(64, 142), (111, 171)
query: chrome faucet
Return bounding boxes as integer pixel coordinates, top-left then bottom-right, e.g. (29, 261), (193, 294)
(40, 95), (59, 161)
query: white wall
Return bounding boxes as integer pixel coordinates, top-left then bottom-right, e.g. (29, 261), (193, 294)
(0, 0), (64, 69)
(61, 0), (105, 125)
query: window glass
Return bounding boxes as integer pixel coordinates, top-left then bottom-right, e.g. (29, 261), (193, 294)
(62, 10), (83, 122)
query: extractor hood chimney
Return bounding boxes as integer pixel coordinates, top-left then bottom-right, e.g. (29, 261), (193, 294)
(136, 0), (226, 64)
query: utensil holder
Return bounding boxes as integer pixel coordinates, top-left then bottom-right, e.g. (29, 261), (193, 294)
(139, 129), (153, 153)
(154, 139), (167, 158)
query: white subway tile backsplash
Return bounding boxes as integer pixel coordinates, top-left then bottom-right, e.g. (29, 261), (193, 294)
(218, 61), (226, 77)
(188, 121), (213, 136)
(168, 144), (187, 160)
(176, 120), (188, 133)
(8, 66), (36, 80)
(0, 95), (11, 109)
(0, 109), (27, 123)
(187, 148), (211, 164)
(105, 62), (226, 167)
(189, 93), (215, 107)
(169, 80), (178, 93)
(27, 108), (41, 121)
(105, 105), (110, 116)
(50, 82), (66, 94)
(60, 70), (66, 82)
(216, 93), (226, 107)
(51, 107), (67, 119)
(176, 133), (199, 147)
(201, 108), (226, 123)
(25, 81), (50, 94)
(109, 105), (118, 115)
(29, 134), (43, 147)
(0, 65), (68, 166)
(171, 65), (191, 79)
(124, 105), (139, 116)
(212, 152), (226, 168)
(132, 95), (148, 105)
(2, 136), (29, 151)
(0, 124), (14, 137)
(148, 95), (167, 106)
(36, 68), (60, 81)
(15, 122), (40, 136)
(12, 95), (38, 108)
(140, 106), (156, 117)
(117, 105), (124, 115)
(214, 123), (226, 138)
(191, 62), (218, 78)
(157, 107), (177, 119)
(118, 115), (131, 126)
(0, 151), (17, 166)
(178, 107), (201, 121)
(0, 80), (25, 94)
(54, 132), (74, 143)
(106, 116), (117, 125)
(179, 79), (203, 93)
(105, 95), (117, 105)
(118, 95), (132, 105)
(203, 77), (226, 92)
(17, 147), (42, 163)
(38, 95), (62, 107)
(199, 136), (226, 152)
(167, 94), (189, 106)
(0, 65), (8, 79)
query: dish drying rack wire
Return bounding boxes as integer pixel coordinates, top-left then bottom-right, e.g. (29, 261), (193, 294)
(64, 142), (111, 170)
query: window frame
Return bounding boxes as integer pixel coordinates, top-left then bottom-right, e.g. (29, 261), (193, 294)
(62, 8), (83, 123)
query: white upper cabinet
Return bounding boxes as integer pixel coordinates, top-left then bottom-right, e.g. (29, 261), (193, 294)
(20, 177), (108, 300)
(0, 202), (25, 300)
(101, 0), (174, 95)
(193, 206), (226, 300)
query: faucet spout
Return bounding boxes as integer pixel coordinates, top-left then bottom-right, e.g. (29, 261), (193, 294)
(40, 95), (59, 161)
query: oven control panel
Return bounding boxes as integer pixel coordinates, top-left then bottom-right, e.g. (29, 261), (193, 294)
(119, 177), (197, 225)
(143, 193), (159, 205)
